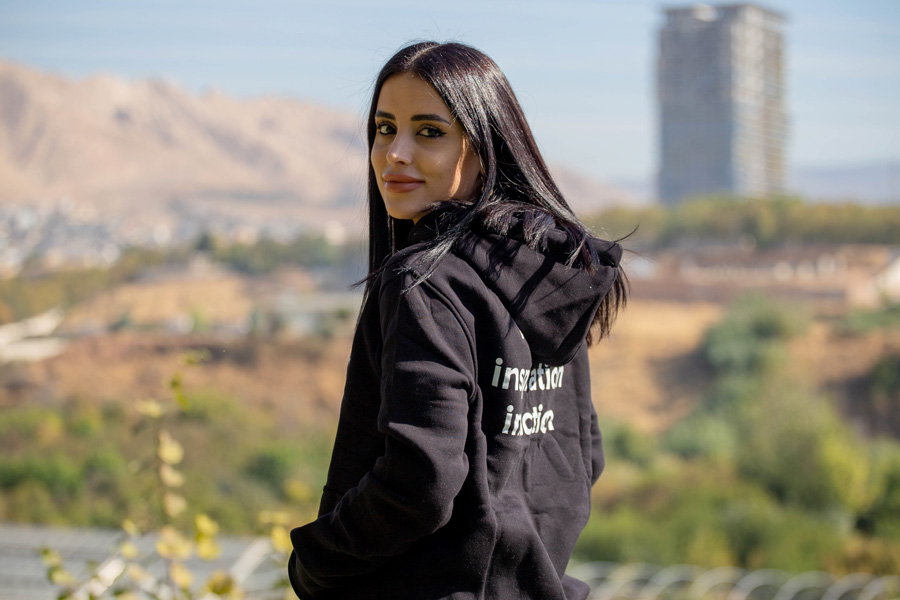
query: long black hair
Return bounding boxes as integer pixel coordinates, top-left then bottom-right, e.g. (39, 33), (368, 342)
(364, 41), (626, 343)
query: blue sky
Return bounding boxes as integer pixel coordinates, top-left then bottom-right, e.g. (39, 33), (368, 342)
(0, 0), (897, 181)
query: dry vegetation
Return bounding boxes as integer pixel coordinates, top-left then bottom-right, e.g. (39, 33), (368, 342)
(589, 299), (724, 432)
(11, 333), (351, 429)
(6, 281), (897, 440)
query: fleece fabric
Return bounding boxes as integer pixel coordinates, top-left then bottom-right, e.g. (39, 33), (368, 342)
(289, 210), (622, 600)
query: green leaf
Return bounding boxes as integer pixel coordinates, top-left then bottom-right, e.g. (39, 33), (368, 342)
(182, 349), (211, 366)
(39, 546), (62, 568)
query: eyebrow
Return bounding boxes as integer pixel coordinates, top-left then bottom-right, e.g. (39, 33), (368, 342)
(375, 110), (452, 125)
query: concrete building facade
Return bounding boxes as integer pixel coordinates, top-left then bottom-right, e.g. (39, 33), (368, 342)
(657, 3), (788, 205)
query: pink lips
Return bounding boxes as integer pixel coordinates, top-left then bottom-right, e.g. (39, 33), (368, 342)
(382, 172), (424, 193)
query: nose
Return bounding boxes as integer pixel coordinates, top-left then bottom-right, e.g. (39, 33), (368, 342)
(386, 134), (412, 165)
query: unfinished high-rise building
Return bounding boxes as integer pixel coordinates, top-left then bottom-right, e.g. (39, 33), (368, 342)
(657, 3), (787, 205)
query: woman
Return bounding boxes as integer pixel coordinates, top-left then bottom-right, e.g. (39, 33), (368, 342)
(289, 41), (626, 600)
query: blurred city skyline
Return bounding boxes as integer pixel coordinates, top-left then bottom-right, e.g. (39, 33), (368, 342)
(0, 0), (898, 181)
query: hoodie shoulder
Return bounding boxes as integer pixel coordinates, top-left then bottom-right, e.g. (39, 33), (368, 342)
(453, 226), (620, 365)
(381, 214), (621, 366)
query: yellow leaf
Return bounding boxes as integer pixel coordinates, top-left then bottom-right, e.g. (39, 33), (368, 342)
(169, 561), (194, 590)
(195, 513), (219, 537)
(204, 570), (237, 595)
(164, 492), (188, 517)
(196, 537), (221, 560)
(169, 372), (183, 391)
(122, 518), (140, 537)
(155, 526), (193, 560)
(126, 563), (153, 585)
(135, 399), (165, 419)
(159, 464), (185, 487)
(39, 547), (62, 568)
(182, 349), (211, 366)
(49, 565), (76, 586)
(119, 541), (140, 560)
(270, 525), (292, 553)
(158, 430), (184, 465)
(173, 389), (191, 412)
(284, 478), (313, 503)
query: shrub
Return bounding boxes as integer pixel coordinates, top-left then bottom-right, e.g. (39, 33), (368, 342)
(734, 383), (869, 514)
(4, 481), (59, 523)
(837, 303), (900, 336)
(0, 406), (56, 449)
(83, 447), (127, 495)
(0, 455), (84, 500)
(605, 423), (655, 468)
(245, 444), (298, 495)
(704, 295), (808, 376)
(722, 497), (844, 571)
(661, 415), (736, 463)
(858, 442), (900, 540)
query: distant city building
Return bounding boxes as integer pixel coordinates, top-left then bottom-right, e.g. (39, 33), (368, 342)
(657, 3), (788, 205)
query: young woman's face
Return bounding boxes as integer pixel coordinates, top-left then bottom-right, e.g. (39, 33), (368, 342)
(371, 74), (482, 223)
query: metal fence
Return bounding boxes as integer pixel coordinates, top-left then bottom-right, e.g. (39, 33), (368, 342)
(3, 523), (898, 600)
(569, 562), (899, 600)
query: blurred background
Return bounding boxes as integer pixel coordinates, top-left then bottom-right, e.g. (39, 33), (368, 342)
(1, 0), (899, 598)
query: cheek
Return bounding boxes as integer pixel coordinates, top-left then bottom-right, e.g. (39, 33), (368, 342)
(432, 146), (469, 184)
(431, 155), (458, 180)
(369, 148), (387, 201)
(370, 145), (383, 171)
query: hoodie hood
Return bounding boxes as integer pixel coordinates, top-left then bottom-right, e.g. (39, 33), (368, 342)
(406, 210), (622, 365)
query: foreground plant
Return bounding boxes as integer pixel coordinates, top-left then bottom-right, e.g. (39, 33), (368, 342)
(38, 349), (281, 599)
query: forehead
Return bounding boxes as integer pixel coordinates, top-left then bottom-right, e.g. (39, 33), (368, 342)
(376, 74), (452, 118)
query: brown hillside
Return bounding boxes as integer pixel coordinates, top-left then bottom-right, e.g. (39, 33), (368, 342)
(6, 296), (723, 433)
(0, 60), (365, 215)
(588, 300), (723, 432)
(3, 269), (896, 437)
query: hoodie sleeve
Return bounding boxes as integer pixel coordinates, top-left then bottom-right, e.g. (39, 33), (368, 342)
(589, 402), (605, 485)
(289, 273), (476, 597)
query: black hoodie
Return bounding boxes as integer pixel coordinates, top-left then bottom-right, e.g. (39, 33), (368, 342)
(289, 211), (622, 600)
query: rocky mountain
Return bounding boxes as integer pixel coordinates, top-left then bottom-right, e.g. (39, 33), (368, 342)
(0, 60), (368, 230)
(0, 60), (639, 237)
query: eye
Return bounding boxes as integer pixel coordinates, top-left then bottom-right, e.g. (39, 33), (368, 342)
(418, 125), (446, 138)
(375, 122), (395, 135)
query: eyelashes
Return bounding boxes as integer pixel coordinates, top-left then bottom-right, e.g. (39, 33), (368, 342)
(375, 122), (446, 138)
(418, 125), (446, 138)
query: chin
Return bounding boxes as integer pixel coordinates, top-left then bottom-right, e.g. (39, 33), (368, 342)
(385, 202), (434, 223)
(389, 211), (431, 223)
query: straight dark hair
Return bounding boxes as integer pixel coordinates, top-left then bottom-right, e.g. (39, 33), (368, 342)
(364, 41), (626, 343)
